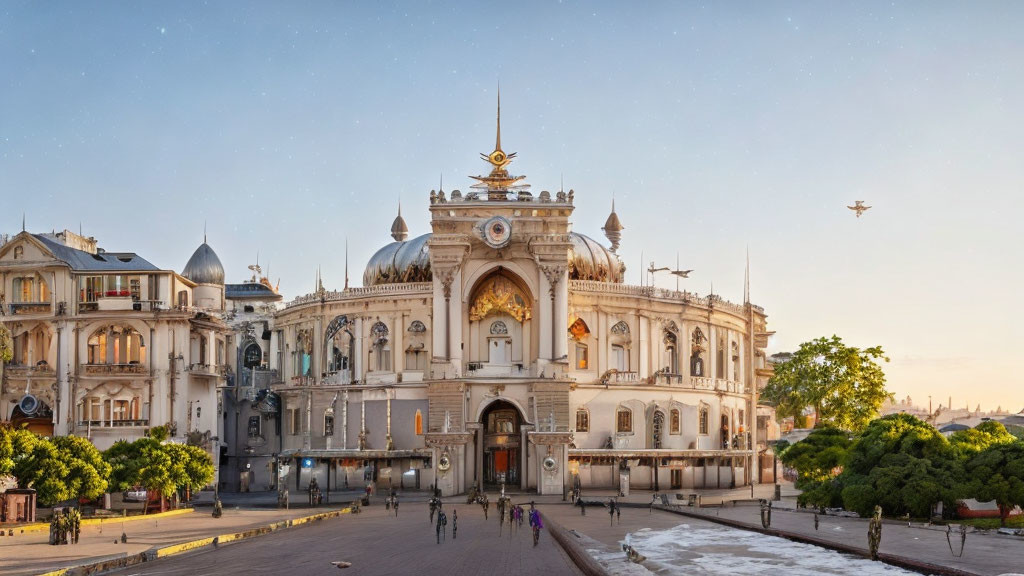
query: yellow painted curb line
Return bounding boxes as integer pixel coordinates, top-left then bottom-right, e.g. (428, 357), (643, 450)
(15, 508), (194, 534)
(154, 507), (351, 559)
(31, 507), (351, 576)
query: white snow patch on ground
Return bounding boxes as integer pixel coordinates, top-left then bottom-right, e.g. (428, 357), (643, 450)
(588, 523), (924, 576)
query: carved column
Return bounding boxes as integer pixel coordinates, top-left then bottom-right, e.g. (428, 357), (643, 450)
(539, 264), (566, 361)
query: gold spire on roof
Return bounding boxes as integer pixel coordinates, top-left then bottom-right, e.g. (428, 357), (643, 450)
(470, 88), (529, 198)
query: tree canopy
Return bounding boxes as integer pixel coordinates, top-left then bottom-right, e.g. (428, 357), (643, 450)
(762, 335), (890, 431)
(103, 436), (213, 498)
(779, 427), (851, 509)
(963, 442), (1024, 526)
(0, 426), (110, 506)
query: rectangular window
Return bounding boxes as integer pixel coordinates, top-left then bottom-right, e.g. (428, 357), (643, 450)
(575, 410), (589, 432)
(671, 410), (681, 434)
(324, 414), (335, 437)
(576, 345), (588, 370)
(248, 416), (261, 438)
(612, 345), (626, 372)
(405, 350), (426, 371)
(287, 408), (300, 435)
(616, 410), (632, 433)
(699, 408), (709, 435)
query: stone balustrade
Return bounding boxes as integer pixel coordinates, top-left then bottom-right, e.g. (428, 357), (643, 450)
(285, 282), (432, 309)
(82, 363), (148, 376)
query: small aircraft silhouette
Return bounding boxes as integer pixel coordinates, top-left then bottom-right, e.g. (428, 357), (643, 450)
(848, 200), (871, 218)
(670, 269), (693, 278)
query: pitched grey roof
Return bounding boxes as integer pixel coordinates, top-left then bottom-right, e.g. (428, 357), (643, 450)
(33, 234), (160, 272)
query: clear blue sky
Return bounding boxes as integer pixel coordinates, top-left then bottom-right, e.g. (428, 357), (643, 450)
(3, 2), (1022, 410)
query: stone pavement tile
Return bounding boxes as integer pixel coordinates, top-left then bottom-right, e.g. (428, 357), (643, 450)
(0, 506), (337, 576)
(102, 502), (583, 576)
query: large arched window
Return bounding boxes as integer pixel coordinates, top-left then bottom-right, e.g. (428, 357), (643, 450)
(699, 405), (709, 435)
(652, 410), (665, 448)
(664, 330), (678, 374)
(732, 341), (740, 380)
(690, 328), (706, 377)
(716, 335), (725, 378)
(87, 325), (146, 365)
(405, 320), (427, 371)
(370, 321), (391, 371)
(325, 315), (353, 375)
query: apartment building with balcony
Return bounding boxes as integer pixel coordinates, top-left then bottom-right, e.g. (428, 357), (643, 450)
(0, 229), (229, 454)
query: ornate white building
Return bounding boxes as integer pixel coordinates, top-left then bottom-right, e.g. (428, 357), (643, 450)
(0, 230), (229, 461)
(262, 105), (776, 497)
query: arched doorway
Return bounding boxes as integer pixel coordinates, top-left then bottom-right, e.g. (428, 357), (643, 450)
(481, 400), (523, 487)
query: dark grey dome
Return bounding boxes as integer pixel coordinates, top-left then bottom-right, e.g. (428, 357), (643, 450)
(182, 242), (225, 285)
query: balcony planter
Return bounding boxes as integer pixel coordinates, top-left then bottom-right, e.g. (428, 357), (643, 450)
(97, 292), (134, 311)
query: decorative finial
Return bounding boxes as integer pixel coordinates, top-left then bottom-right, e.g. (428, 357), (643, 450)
(204, 220), (207, 244)
(22, 212), (25, 232)
(391, 201), (409, 242)
(344, 237), (350, 291)
(602, 195), (623, 253)
(496, 83), (501, 152)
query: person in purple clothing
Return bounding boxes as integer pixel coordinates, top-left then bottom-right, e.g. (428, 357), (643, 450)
(528, 502), (543, 547)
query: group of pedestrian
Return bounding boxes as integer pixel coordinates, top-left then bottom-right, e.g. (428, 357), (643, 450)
(49, 508), (81, 545)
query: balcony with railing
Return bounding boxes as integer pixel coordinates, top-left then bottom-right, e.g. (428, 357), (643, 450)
(188, 363), (227, 378)
(601, 370), (640, 384)
(82, 363), (148, 376)
(4, 363), (56, 379)
(77, 418), (149, 428)
(8, 301), (51, 315)
(464, 362), (531, 378)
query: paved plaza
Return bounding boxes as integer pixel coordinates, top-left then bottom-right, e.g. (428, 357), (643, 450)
(7, 487), (1024, 576)
(103, 500), (582, 576)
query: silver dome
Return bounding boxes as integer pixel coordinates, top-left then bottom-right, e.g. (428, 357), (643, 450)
(569, 232), (625, 283)
(363, 231), (624, 286)
(182, 242), (225, 285)
(363, 233), (432, 286)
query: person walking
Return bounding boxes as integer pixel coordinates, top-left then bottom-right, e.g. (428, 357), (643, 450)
(452, 509), (458, 540)
(528, 502), (543, 547)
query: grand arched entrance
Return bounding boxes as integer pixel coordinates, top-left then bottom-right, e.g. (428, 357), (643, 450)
(481, 400), (522, 487)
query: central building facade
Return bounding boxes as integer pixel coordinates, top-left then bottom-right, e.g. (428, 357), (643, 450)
(266, 108), (773, 497)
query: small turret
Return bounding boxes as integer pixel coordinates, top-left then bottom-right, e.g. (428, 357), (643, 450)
(602, 199), (624, 253)
(391, 203), (409, 242)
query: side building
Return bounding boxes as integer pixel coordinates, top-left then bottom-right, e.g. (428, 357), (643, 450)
(0, 229), (229, 479)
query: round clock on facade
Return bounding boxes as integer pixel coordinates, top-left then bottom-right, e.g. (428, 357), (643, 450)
(482, 216), (512, 248)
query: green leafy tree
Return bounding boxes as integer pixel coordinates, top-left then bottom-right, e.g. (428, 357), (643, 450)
(52, 435), (110, 502)
(762, 336), (890, 431)
(3, 429), (110, 506)
(0, 325), (12, 364)
(963, 442), (1024, 526)
(104, 437), (212, 501)
(949, 421), (1016, 459)
(839, 413), (960, 518)
(779, 427), (851, 510)
(165, 443), (214, 496)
